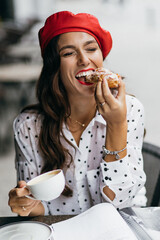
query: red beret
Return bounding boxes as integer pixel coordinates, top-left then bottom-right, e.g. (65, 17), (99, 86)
(38, 11), (112, 59)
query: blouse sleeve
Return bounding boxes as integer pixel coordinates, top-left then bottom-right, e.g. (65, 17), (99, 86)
(13, 112), (50, 215)
(100, 96), (147, 209)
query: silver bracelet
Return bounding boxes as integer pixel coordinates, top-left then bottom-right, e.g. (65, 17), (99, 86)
(102, 146), (127, 160)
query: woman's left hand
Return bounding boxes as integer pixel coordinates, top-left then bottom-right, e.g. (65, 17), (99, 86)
(95, 77), (127, 125)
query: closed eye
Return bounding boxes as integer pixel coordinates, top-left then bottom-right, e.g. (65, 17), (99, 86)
(87, 48), (97, 52)
(63, 52), (74, 57)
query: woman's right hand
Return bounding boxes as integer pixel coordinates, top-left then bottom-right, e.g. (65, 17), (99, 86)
(8, 181), (42, 216)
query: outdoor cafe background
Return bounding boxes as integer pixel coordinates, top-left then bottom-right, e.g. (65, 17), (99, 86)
(0, 0), (160, 216)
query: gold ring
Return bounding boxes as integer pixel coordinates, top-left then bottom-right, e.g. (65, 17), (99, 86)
(100, 101), (106, 106)
(22, 206), (26, 211)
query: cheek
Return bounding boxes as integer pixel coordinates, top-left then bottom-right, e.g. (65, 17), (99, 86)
(59, 60), (68, 81)
(92, 50), (103, 66)
(59, 63), (66, 85)
(96, 51), (103, 64)
(60, 70), (66, 86)
(60, 59), (73, 74)
(59, 60), (73, 87)
(60, 60), (66, 72)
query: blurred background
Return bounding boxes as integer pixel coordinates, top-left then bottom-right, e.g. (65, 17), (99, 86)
(0, 0), (160, 216)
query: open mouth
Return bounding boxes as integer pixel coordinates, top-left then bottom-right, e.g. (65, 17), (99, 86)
(75, 70), (95, 85)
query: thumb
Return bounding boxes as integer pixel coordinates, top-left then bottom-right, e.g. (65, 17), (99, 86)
(17, 180), (27, 188)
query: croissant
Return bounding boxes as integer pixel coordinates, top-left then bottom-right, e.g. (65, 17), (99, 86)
(85, 68), (120, 88)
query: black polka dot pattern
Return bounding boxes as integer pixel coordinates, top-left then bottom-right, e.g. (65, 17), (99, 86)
(13, 95), (146, 215)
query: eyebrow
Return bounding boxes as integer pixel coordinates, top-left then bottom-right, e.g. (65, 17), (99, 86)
(59, 40), (97, 53)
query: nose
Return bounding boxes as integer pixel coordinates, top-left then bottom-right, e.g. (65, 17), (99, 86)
(77, 51), (90, 66)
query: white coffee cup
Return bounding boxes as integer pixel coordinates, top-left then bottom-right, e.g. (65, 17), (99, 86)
(25, 169), (65, 201)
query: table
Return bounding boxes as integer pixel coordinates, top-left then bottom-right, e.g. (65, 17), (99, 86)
(0, 63), (41, 82)
(119, 207), (160, 240)
(0, 215), (74, 227)
(0, 79), (36, 154)
(0, 63), (40, 154)
(0, 207), (160, 240)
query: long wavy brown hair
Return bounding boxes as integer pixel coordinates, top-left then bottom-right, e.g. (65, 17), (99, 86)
(22, 36), (74, 180)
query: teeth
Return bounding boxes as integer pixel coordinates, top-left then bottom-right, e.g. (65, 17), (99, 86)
(76, 70), (94, 78)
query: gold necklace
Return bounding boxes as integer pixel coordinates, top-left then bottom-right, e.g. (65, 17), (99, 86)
(69, 116), (86, 127)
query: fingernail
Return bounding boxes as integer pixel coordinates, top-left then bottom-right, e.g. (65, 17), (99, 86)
(102, 78), (106, 84)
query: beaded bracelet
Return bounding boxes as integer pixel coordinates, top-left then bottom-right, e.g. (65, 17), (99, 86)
(102, 146), (127, 160)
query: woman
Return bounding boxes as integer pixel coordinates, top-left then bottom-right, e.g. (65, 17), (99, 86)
(8, 11), (147, 216)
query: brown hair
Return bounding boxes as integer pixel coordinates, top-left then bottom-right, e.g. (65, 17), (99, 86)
(22, 36), (73, 178)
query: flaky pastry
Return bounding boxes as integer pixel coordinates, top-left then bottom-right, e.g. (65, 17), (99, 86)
(85, 68), (120, 88)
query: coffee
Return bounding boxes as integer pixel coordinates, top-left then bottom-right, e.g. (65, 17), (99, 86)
(28, 170), (60, 185)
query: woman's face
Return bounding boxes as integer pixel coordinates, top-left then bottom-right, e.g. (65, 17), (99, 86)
(58, 32), (103, 97)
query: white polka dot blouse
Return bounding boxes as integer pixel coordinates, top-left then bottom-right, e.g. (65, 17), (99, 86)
(13, 95), (147, 215)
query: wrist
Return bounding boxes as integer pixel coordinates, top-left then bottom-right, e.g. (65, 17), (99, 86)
(102, 145), (127, 160)
(107, 120), (127, 131)
(104, 120), (127, 162)
(29, 202), (45, 216)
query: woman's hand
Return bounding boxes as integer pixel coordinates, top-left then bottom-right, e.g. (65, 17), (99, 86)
(95, 78), (127, 126)
(8, 181), (42, 216)
(96, 77), (128, 163)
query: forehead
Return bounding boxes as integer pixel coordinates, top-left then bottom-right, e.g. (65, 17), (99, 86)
(58, 31), (98, 46)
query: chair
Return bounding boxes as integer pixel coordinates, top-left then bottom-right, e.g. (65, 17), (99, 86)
(142, 141), (160, 206)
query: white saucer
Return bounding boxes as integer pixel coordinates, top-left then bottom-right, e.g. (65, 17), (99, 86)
(0, 221), (54, 240)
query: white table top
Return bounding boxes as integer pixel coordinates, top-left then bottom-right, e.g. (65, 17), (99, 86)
(0, 63), (42, 82)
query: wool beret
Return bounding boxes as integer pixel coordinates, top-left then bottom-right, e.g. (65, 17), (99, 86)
(38, 11), (112, 59)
